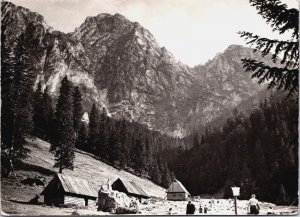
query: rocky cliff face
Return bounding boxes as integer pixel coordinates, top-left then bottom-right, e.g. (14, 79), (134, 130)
(69, 13), (196, 135)
(1, 1), (267, 137)
(188, 45), (269, 129)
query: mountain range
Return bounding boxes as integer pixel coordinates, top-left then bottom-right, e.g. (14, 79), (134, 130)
(1, 1), (271, 137)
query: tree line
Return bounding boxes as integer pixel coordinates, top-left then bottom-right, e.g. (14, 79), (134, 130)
(34, 75), (181, 188)
(169, 92), (298, 205)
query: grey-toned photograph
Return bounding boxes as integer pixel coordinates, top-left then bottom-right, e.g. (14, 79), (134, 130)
(1, 0), (298, 215)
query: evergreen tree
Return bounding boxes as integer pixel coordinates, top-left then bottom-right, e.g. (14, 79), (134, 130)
(76, 123), (89, 150)
(53, 76), (75, 173)
(96, 108), (110, 159)
(1, 25), (16, 177)
(239, 0), (299, 96)
(32, 82), (44, 138)
(88, 103), (99, 152)
(200, 134), (205, 144)
(161, 161), (172, 188)
(73, 86), (83, 143)
(193, 131), (200, 149)
(108, 125), (117, 164)
(1, 32), (36, 177)
(252, 140), (268, 184)
(144, 136), (151, 172)
(12, 33), (35, 156)
(119, 119), (129, 167)
(150, 159), (162, 185)
(132, 133), (146, 175)
(276, 184), (290, 205)
(41, 86), (55, 142)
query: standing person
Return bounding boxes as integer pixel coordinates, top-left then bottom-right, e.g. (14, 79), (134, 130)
(204, 205), (208, 214)
(210, 197), (214, 209)
(199, 205), (203, 213)
(186, 201), (196, 214)
(135, 199), (140, 214)
(248, 194), (260, 214)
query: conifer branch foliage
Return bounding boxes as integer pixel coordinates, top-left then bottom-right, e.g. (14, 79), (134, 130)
(242, 59), (298, 95)
(238, 0), (299, 96)
(249, 0), (298, 37)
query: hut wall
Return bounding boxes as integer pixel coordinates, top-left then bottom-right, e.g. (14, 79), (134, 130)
(44, 191), (64, 205)
(65, 196), (85, 206)
(167, 192), (187, 201)
(64, 196), (96, 207)
(112, 181), (128, 194)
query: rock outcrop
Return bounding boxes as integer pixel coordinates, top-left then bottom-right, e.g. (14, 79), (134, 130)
(97, 188), (134, 212)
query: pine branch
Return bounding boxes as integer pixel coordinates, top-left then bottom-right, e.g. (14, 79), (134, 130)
(238, 31), (299, 68)
(242, 58), (298, 96)
(249, 0), (299, 38)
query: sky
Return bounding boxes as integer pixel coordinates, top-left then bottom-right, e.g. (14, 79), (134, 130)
(10, 0), (298, 66)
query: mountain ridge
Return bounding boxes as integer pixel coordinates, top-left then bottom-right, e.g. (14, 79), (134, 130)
(1, 1), (269, 137)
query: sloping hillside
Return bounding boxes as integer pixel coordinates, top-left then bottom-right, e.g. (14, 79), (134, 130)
(1, 137), (166, 215)
(26, 137), (166, 198)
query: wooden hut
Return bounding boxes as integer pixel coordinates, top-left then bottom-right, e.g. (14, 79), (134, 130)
(111, 178), (150, 200)
(166, 179), (190, 201)
(41, 173), (97, 206)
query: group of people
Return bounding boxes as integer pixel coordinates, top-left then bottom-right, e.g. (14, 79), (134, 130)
(186, 201), (208, 215)
(184, 194), (274, 215)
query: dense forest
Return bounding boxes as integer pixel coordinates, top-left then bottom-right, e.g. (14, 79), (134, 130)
(31, 76), (184, 188)
(168, 92), (298, 205)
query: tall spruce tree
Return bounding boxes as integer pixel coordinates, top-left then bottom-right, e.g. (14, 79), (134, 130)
(161, 161), (172, 188)
(132, 133), (146, 175)
(150, 158), (162, 185)
(53, 76), (75, 173)
(88, 103), (99, 152)
(1, 32), (36, 177)
(1, 26), (17, 177)
(193, 131), (200, 149)
(76, 123), (89, 150)
(119, 119), (129, 168)
(97, 107), (110, 159)
(33, 82), (44, 138)
(41, 86), (55, 142)
(12, 32), (35, 155)
(239, 0), (299, 96)
(1, 26), (15, 151)
(73, 86), (83, 143)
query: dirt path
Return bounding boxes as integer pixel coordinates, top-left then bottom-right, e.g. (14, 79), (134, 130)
(139, 199), (298, 215)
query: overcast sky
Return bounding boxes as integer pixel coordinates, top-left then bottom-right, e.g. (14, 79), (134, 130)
(10, 0), (298, 66)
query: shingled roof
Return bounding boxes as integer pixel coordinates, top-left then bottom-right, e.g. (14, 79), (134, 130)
(41, 173), (97, 199)
(166, 179), (190, 195)
(112, 178), (150, 198)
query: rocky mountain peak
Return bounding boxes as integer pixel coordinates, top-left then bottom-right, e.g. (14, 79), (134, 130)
(2, 1), (268, 137)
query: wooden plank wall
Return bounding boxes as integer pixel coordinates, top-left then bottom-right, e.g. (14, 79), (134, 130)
(64, 196), (96, 208)
(65, 196), (85, 206)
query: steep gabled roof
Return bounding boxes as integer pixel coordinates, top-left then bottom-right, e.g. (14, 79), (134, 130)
(42, 173), (97, 199)
(166, 179), (190, 195)
(113, 178), (150, 198)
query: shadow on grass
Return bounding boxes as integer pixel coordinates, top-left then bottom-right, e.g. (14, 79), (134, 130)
(8, 199), (43, 205)
(15, 161), (56, 176)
